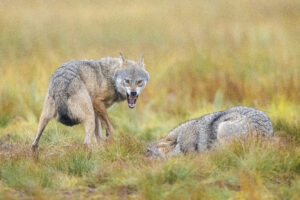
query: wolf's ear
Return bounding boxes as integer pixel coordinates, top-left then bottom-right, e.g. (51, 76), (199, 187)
(120, 52), (126, 62)
(120, 52), (128, 67)
(138, 55), (145, 68)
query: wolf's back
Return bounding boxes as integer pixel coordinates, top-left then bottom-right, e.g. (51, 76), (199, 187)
(173, 106), (273, 153)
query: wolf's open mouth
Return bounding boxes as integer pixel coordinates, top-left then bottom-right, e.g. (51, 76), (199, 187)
(127, 93), (138, 109)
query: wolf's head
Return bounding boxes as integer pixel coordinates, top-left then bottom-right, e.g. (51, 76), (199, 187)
(114, 53), (149, 109)
(145, 142), (165, 158)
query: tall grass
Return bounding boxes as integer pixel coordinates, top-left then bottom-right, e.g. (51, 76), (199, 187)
(0, 0), (299, 199)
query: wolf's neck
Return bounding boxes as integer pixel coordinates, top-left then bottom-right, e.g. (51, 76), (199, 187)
(113, 83), (126, 102)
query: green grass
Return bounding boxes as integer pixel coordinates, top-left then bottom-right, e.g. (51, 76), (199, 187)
(0, 0), (300, 199)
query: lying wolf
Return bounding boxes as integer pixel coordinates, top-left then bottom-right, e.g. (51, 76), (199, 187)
(32, 53), (149, 151)
(146, 106), (273, 158)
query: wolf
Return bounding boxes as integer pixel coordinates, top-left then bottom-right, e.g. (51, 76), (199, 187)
(32, 53), (149, 151)
(146, 106), (273, 158)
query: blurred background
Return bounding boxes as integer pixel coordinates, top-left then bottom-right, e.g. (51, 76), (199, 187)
(0, 0), (299, 199)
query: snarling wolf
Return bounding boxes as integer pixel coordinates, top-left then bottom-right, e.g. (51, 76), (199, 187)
(146, 106), (273, 158)
(32, 53), (149, 151)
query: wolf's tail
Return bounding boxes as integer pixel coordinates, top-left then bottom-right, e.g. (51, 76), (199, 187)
(54, 94), (79, 126)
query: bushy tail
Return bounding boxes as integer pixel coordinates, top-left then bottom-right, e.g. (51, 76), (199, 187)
(54, 94), (79, 126)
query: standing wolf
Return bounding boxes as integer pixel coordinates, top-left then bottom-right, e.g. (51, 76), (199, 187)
(32, 53), (149, 151)
(146, 106), (273, 158)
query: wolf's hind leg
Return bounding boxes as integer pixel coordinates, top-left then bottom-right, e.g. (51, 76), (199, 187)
(67, 88), (95, 147)
(32, 94), (56, 152)
(217, 114), (249, 142)
(82, 116), (96, 147)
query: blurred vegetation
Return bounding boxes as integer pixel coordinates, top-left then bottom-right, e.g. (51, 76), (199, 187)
(0, 0), (299, 199)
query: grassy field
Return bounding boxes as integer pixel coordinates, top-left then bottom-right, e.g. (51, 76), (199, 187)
(0, 0), (299, 199)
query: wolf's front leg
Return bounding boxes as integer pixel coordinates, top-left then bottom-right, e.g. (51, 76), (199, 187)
(95, 116), (104, 145)
(93, 101), (114, 141)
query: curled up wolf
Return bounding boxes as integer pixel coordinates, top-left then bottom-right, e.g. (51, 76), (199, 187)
(146, 106), (274, 158)
(32, 53), (149, 151)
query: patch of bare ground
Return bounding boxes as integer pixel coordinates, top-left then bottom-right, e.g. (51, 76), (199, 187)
(0, 134), (32, 160)
(117, 186), (138, 200)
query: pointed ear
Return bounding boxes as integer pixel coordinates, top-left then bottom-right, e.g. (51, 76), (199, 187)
(138, 55), (145, 68)
(120, 52), (126, 62)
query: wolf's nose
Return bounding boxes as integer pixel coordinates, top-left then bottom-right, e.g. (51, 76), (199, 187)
(130, 91), (137, 96)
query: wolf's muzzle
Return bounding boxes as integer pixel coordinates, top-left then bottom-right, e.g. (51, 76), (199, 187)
(126, 91), (139, 109)
(130, 91), (137, 97)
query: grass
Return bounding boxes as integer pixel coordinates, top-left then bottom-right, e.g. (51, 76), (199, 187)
(0, 0), (299, 199)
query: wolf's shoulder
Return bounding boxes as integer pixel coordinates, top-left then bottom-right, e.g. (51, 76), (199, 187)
(225, 106), (269, 118)
(98, 57), (122, 67)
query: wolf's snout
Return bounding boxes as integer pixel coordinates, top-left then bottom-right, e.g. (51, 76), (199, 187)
(126, 91), (138, 109)
(130, 91), (137, 96)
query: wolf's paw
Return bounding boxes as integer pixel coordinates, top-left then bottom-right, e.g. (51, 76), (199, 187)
(83, 143), (92, 151)
(31, 144), (39, 152)
(96, 139), (105, 147)
(105, 136), (114, 143)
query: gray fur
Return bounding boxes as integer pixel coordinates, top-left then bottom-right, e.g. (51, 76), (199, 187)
(32, 54), (149, 150)
(146, 106), (274, 158)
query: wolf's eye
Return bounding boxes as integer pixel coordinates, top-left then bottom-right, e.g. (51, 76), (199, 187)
(124, 79), (130, 84)
(137, 80), (143, 86)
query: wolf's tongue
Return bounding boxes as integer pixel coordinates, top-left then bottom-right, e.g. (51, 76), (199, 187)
(128, 98), (136, 108)
(129, 99), (135, 104)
